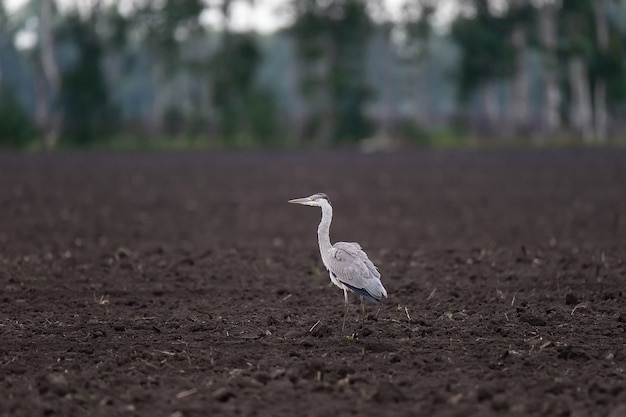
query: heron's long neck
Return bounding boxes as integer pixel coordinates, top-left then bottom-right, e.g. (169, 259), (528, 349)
(317, 202), (333, 261)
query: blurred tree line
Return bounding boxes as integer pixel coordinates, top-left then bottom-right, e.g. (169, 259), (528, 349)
(0, 0), (625, 149)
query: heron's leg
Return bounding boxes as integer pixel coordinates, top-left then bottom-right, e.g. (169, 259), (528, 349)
(360, 296), (365, 328)
(342, 288), (349, 332)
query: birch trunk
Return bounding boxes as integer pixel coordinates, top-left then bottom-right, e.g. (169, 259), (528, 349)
(417, 56), (431, 128)
(479, 81), (502, 135)
(484, 82), (499, 134)
(376, 40), (390, 137)
(150, 60), (165, 136)
(593, 0), (610, 142)
(191, 38), (213, 133)
(38, 0), (61, 149)
(291, 43), (309, 142)
(0, 12), (4, 90)
(538, 2), (561, 134)
(0, 32), (3, 89)
(594, 82), (607, 142)
(511, 24), (529, 135)
(568, 56), (593, 141)
(372, 27), (395, 138)
(317, 32), (336, 146)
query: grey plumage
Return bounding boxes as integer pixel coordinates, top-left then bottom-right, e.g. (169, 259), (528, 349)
(288, 193), (387, 329)
(328, 242), (387, 302)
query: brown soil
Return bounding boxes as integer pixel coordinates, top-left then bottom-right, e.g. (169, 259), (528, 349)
(1, 150), (625, 417)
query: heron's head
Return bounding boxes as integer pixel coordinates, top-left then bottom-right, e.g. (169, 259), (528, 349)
(288, 193), (331, 207)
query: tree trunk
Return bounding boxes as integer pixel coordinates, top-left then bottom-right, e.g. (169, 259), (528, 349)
(216, 0), (234, 138)
(191, 39), (214, 136)
(483, 82), (499, 134)
(538, 2), (561, 134)
(379, 31), (394, 137)
(568, 56), (593, 142)
(368, 27), (396, 139)
(511, 24), (529, 135)
(290, 41), (308, 142)
(416, 55), (431, 128)
(0, 33), (3, 89)
(593, 0), (609, 142)
(317, 31), (336, 146)
(38, 0), (61, 149)
(150, 60), (165, 136)
(378, 53), (390, 137)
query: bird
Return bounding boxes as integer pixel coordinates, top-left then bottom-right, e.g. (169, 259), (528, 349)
(288, 193), (387, 331)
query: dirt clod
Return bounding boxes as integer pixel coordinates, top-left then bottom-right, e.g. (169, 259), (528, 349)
(371, 383), (406, 403)
(520, 313), (547, 326)
(565, 293), (578, 305)
(212, 387), (235, 402)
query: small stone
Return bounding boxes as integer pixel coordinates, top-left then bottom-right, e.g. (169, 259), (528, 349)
(212, 387), (235, 402)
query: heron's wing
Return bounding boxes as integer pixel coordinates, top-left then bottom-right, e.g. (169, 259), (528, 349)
(328, 242), (387, 302)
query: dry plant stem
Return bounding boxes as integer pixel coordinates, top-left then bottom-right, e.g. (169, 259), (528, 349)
(176, 388), (198, 399)
(427, 288), (437, 300)
(309, 320), (321, 333)
(571, 303), (588, 315)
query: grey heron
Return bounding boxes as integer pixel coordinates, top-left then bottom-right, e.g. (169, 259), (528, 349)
(288, 193), (387, 331)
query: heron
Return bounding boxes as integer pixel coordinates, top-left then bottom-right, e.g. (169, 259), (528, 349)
(288, 193), (387, 331)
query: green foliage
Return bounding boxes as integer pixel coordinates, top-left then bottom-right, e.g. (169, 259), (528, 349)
(401, 0), (437, 59)
(133, 0), (204, 66)
(396, 119), (470, 148)
(163, 106), (186, 136)
(211, 32), (279, 141)
(331, 1), (374, 142)
(451, 1), (515, 101)
(2, 0), (626, 149)
(557, 0), (626, 105)
(558, 0), (595, 58)
(58, 13), (117, 145)
(87, 133), (301, 151)
(0, 2), (7, 26)
(0, 88), (37, 147)
(291, 0), (374, 143)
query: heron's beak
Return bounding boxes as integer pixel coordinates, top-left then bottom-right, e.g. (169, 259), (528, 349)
(288, 197), (314, 206)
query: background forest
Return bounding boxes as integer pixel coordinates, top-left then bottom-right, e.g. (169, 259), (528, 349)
(0, 0), (625, 149)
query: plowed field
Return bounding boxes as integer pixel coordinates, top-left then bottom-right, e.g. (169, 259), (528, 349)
(1, 150), (625, 417)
